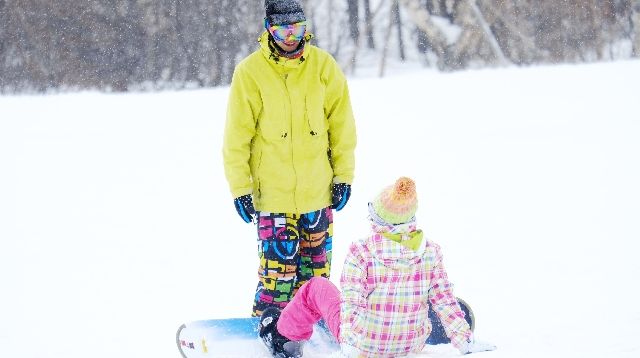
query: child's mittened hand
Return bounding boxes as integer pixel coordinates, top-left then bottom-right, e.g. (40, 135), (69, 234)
(461, 338), (497, 355)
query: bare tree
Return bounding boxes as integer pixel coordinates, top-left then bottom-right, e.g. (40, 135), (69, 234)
(347, 0), (359, 44)
(379, 0), (396, 77)
(399, 0), (449, 68)
(392, 0), (406, 61)
(467, 0), (507, 64)
(633, 1), (640, 56)
(380, 0), (409, 75)
(363, 0), (375, 49)
(475, 0), (539, 65)
(1, 0), (637, 93)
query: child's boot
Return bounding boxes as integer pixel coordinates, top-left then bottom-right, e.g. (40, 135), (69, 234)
(259, 307), (303, 358)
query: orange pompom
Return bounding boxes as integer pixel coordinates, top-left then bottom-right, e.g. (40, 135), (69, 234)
(393, 177), (416, 200)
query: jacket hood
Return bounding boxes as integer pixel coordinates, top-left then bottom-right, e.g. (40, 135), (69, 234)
(367, 221), (426, 270)
(258, 30), (313, 69)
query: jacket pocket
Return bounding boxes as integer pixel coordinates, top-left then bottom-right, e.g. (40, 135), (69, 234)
(305, 94), (328, 137)
(259, 93), (288, 140)
(304, 98), (330, 168)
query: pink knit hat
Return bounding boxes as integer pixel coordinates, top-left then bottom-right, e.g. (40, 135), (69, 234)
(370, 177), (418, 224)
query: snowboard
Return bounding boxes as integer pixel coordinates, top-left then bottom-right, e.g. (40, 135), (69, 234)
(177, 298), (474, 358)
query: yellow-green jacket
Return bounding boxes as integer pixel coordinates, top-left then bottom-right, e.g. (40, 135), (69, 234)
(223, 32), (357, 214)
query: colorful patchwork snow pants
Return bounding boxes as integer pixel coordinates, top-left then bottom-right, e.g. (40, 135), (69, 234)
(252, 207), (333, 317)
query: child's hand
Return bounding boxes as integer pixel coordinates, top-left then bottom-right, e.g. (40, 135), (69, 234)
(461, 338), (497, 354)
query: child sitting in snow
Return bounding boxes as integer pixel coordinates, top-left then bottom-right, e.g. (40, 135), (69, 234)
(259, 177), (496, 357)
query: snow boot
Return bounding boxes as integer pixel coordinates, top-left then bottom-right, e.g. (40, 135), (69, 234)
(259, 307), (303, 358)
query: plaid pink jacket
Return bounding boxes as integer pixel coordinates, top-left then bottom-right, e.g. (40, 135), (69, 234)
(339, 223), (472, 357)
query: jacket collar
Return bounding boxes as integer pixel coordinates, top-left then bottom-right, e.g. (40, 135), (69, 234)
(368, 221), (425, 268)
(381, 230), (424, 251)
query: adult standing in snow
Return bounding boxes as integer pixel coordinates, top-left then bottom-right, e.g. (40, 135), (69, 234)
(223, 0), (357, 317)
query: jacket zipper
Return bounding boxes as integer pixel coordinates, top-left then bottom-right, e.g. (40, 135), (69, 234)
(283, 72), (298, 212)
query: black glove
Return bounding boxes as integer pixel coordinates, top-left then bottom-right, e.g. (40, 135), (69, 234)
(234, 194), (256, 223)
(331, 183), (351, 211)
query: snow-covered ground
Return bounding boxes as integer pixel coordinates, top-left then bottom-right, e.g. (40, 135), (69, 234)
(1, 60), (640, 358)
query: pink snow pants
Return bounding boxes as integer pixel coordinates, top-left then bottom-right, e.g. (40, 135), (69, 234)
(277, 277), (342, 342)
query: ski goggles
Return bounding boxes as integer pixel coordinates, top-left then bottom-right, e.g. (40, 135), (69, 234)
(267, 21), (307, 43)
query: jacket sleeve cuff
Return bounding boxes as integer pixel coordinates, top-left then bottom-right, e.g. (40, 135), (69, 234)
(454, 332), (473, 354)
(333, 177), (352, 185)
(231, 187), (253, 199)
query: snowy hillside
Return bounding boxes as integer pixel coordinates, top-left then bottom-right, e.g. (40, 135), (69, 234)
(1, 60), (640, 358)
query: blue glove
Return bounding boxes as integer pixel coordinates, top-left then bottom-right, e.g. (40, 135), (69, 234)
(331, 183), (351, 211)
(234, 194), (255, 223)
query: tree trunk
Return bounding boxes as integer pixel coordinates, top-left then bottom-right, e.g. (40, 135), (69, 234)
(347, 0), (359, 44)
(393, 0), (406, 61)
(633, 2), (640, 57)
(327, 0), (334, 51)
(467, 0), (507, 65)
(364, 0), (375, 49)
(379, 2), (395, 77)
(343, 0), (360, 75)
(398, 0), (448, 66)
